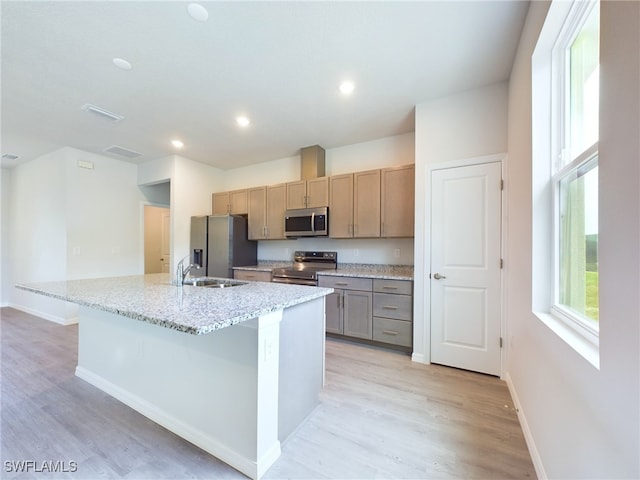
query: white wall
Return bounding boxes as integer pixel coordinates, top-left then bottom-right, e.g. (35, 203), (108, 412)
(1, 168), (11, 306)
(221, 133), (416, 265)
(7, 147), (147, 323)
(506, 1), (639, 478)
(413, 82), (509, 362)
(64, 149), (143, 279)
(138, 155), (224, 275)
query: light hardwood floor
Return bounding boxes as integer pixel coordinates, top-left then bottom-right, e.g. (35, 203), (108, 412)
(1, 307), (535, 479)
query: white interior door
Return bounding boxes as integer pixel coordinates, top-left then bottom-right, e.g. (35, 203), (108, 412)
(430, 161), (502, 376)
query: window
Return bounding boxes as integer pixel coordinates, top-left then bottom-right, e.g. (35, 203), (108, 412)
(532, 0), (600, 367)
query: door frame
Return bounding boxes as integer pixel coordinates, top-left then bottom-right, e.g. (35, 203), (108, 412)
(421, 153), (507, 378)
(140, 201), (171, 275)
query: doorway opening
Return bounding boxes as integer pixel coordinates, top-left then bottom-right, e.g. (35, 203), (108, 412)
(144, 205), (171, 274)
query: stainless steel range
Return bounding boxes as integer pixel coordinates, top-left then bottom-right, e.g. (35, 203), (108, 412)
(271, 251), (337, 286)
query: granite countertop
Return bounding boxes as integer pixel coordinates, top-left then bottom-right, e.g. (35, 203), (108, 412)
(233, 261), (292, 272)
(317, 264), (414, 281)
(16, 273), (332, 336)
(234, 262), (414, 281)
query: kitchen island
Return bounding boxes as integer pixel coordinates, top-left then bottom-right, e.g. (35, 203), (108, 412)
(16, 274), (332, 480)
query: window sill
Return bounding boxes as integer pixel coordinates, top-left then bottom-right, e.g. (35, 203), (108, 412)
(533, 311), (600, 369)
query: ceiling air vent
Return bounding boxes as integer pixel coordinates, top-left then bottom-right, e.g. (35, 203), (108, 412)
(81, 103), (124, 122)
(104, 145), (142, 159)
(2, 153), (19, 160)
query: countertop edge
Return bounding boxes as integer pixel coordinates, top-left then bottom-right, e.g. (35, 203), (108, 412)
(15, 280), (333, 336)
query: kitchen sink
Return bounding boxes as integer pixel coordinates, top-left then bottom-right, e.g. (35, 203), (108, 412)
(183, 278), (247, 288)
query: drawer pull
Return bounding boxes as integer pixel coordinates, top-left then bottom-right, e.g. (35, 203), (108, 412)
(382, 330), (398, 336)
(382, 286), (398, 290)
(335, 282), (349, 286)
(382, 305), (398, 310)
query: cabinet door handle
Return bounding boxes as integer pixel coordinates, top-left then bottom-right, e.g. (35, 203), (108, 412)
(382, 305), (398, 310)
(382, 330), (398, 336)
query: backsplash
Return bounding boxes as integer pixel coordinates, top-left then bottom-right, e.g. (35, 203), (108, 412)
(257, 237), (414, 265)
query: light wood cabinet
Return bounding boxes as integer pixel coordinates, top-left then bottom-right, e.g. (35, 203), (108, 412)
(329, 170), (381, 238)
(372, 279), (413, 348)
(353, 169), (381, 237)
(381, 164), (414, 237)
(329, 174), (354, 238)
(248, 187), (266, 240)
(212, 189), (248, 215)
(214, 163), (414, 240)
(266, 183), (286, 239)
(318, 276), (373, 339)
(286, 177), (329, 210)
(320, 276), (413, 349)
(247, 184), (286, 240)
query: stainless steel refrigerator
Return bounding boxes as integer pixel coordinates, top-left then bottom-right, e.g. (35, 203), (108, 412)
(190, 215), (257, 278)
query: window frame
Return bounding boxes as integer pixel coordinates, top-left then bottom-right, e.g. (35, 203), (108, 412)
(532, 0), (600, 368)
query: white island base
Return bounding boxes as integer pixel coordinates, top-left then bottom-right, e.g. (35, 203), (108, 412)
(74, 298), (325, 480)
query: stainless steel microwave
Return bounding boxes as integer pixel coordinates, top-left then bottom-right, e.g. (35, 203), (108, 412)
(284, 207), (328, 237)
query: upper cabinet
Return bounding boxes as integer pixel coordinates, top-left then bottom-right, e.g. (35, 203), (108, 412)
(353, 169), (381, 237)
(329, 173), (354, 238)
(329, 164), (414, 239)
(329, 169), (381, 238)
(221, 163), (415, 241)
(212, 189), (248, 215)
(286, 177), (329, 210)
(247, 184), (286, 240)
(381, 164), (415, 237)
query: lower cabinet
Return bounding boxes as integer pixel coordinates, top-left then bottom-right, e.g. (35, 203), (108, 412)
(372, 279), (413, 347)
(319, 276), (413, 349)
(318, 277), (372, 338)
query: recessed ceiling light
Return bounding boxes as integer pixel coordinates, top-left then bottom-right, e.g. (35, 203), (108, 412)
(187, 3), (209, 22)
(339, 81), (355, 95)
(113, 58), (132, 71)
(236, 116), (250, 128)
(171, 139), (184, 148)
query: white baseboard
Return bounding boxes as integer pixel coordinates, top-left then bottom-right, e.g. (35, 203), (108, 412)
(505, 372), (547, 480)
(9, 303), (78, 326)
(75, 366), (279, 480)
(411, 352), (427, 363)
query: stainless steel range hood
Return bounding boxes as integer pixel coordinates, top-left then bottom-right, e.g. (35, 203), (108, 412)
(300, 145), (325, 179)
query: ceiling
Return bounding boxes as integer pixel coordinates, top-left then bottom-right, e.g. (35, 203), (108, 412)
(1, 1), (529, 170)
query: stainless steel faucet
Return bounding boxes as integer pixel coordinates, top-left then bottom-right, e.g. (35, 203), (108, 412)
(176, 255), (200, 286)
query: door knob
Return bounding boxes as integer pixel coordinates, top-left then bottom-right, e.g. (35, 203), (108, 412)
(433, 272), (446, 280)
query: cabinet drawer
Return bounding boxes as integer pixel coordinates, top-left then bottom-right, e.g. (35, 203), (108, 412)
(233, 270), (271, 282)
(373, 293), (412, 321)
(318, 276), (372, 291)
(373, 279), (413, 295)
(373, 317), (412, 347)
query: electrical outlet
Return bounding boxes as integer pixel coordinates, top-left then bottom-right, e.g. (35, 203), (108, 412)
(354, 249), (359, 257)
(72, 247), (81, 256)
(394, 248), (401, 258)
